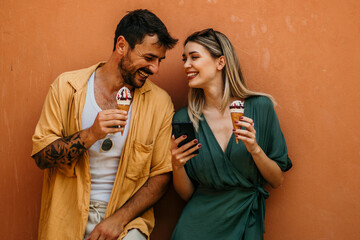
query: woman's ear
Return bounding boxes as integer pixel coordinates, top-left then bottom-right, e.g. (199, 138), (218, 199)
(217, 56), (226, 71)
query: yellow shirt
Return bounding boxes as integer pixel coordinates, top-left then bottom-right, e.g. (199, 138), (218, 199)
(32, 62), (174, 240)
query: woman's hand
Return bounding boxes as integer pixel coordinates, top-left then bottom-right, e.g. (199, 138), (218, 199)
(233, 116), (261, 154)
(171, 135), (201, 170)
(171, 135), (200, 200)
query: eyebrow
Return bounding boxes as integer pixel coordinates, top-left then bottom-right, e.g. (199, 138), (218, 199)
(182, 51), (200, 57)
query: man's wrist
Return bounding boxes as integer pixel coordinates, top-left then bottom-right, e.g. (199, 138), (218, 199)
(113, 206), (130, 229)
(81, 128), (98, 149)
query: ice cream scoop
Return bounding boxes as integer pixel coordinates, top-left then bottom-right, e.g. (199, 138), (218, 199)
(116, 86), (132, 134)
(230, 100), (245, 144)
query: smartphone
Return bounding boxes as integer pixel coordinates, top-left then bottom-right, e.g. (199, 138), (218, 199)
(172, 122), (199, 154)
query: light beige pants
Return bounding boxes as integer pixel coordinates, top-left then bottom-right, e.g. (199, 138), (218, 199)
(84, 200), (146, 240)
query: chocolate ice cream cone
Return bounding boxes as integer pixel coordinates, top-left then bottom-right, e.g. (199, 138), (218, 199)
(116, 87), (132, 135)
(117, 104), (130, 135)
(230, 100), (245, 144)
(231, 112), (244, 144)
(117, 104), (130, 113)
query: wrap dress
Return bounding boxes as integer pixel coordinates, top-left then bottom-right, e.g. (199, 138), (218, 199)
(171, 96), (292, 240)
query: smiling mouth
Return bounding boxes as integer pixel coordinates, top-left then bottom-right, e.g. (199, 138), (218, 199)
(138, 69), (150, 79)
(187, 72), (198, 79)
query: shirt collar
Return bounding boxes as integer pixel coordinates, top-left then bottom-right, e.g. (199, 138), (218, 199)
(136, 78), (152, 95)
(67, 62), (105, 91)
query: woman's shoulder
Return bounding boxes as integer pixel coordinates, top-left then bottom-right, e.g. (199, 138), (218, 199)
(246, 95), (273, 104)
(246, 95), (274, 109)
(173, 107), (190, 122)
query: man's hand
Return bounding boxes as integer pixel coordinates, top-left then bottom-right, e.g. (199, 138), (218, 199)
(89, 109), (128, 140)
(86, 173), (171, 240)
(85, 214), (124, 240)
(32, 109), (128, 169)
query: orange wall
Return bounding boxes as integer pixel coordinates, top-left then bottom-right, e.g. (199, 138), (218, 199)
(1, 1), (360, 239)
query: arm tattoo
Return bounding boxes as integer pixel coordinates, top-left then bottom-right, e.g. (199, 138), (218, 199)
(33, 132), (87, 169)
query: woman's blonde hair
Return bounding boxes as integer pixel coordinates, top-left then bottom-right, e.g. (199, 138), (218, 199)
(184, 29), (275, 131)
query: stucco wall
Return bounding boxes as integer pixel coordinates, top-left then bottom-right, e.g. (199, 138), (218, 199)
(1, 0), (359, 239)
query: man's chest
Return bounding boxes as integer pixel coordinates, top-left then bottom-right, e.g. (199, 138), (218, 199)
(94, 90), (118, 110)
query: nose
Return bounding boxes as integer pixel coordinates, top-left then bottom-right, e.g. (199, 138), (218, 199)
(149, 59), (160, 74)
(183, 58), (191, 69)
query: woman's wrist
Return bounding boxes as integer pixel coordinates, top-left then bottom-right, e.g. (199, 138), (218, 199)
(172, 163), (185, 172)
(250, 145), (262, 156)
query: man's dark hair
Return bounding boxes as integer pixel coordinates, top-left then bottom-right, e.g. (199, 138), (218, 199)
(113, 9), (178, 51)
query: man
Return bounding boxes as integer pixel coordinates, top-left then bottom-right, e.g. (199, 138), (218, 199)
(31, 9), (178, 240)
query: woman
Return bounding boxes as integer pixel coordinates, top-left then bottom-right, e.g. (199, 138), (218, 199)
(171, 29), (292, 240)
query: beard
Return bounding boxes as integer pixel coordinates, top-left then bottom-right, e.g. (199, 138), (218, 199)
(118, 57), (140, 88)
(118, 53), (152, 88)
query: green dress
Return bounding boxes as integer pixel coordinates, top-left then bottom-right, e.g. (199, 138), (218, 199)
(171, 96), (292, 240)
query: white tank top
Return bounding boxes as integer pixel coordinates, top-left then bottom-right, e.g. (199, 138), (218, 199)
(82, 72), (132, 203)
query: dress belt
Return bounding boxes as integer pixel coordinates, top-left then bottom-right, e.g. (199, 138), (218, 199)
(250, 186), (269, 233)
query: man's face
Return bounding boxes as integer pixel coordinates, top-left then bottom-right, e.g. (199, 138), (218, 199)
(118, 35), (167, 88)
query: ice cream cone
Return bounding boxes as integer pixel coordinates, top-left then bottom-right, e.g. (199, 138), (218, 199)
(230, 100), (245, 144)
(116, 87), (132, 135)
(117, 104), (130, 113)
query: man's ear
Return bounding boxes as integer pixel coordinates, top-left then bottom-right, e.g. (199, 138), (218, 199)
(115, 36), (127, 55)
(217, 56), (226, 71)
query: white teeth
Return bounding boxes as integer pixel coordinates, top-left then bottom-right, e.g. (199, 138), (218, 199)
(187, 72), (198, 77)
(138, 70), (149, 78)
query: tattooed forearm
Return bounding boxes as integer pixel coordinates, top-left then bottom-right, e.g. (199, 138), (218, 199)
(33, 132), (87, 169)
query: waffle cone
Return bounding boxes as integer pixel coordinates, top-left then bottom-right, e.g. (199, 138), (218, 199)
(117, 104), (130, 135)
(231, 112), (244, 144)
(117, 104), (130, 112)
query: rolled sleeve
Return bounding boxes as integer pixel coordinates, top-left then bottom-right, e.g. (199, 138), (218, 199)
(32, 84), (63, 156)
(262, 98), (292, 172)
(31, 78), (78, 177)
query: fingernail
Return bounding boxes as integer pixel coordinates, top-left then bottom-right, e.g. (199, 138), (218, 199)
(198, 144), (202, 148)
(240, 116), (244, 119)
(193, 139), (198, 143)
(182, 135), (187, 138)
(235, 121), (239, 123)
(232, 129), (236, 132)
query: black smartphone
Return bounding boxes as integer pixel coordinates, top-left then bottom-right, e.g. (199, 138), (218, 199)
(172, 122), (199, 154)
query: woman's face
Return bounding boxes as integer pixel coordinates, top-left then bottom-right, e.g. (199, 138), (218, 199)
(182, 41), (220, 89)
